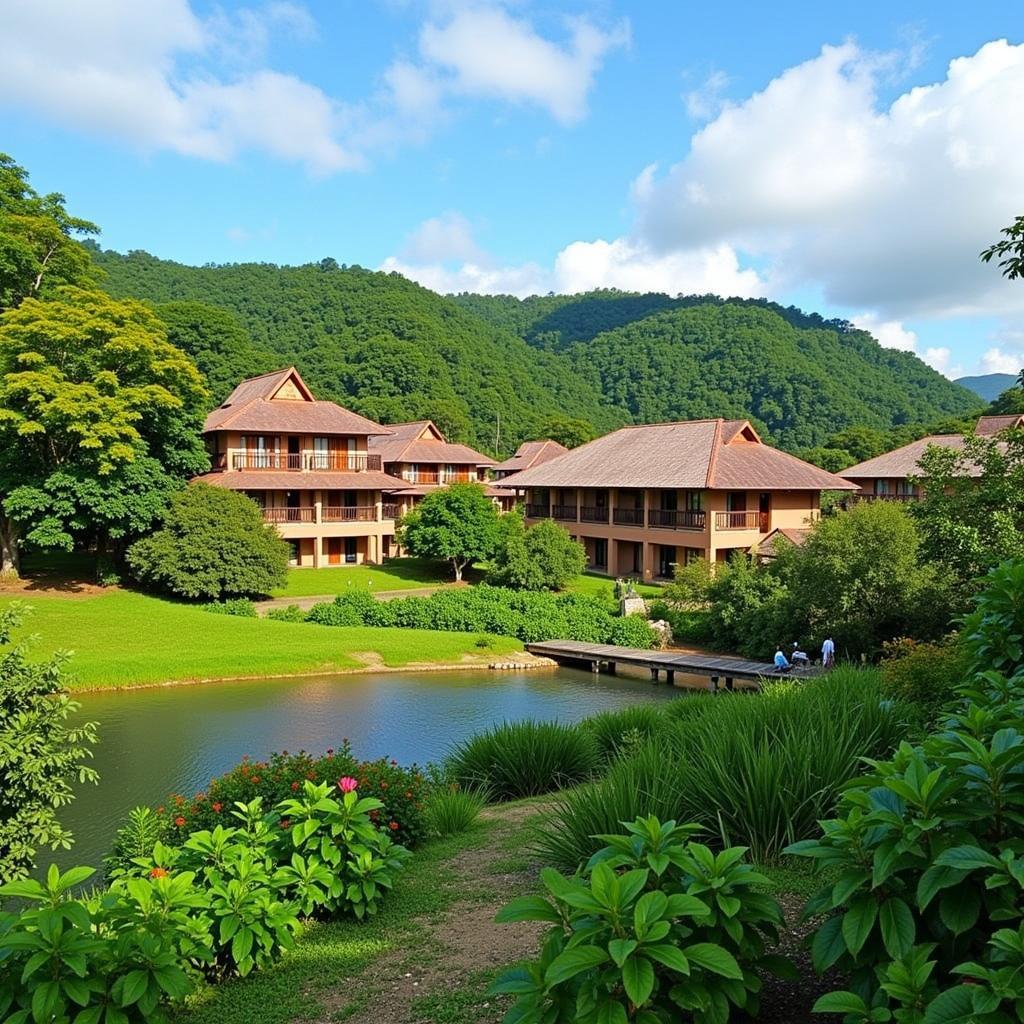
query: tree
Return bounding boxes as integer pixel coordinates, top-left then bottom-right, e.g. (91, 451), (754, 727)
(539, 416), (596, 450)
(911, 428), (1024, 596)
(0, 603), (98, 882)
(127, 484), (289, 599)
(0, 287), (209, 572)
(397, 482), (500, 582)
(825, 426), (890, 463)
(490, 515), (586, 590)
(661, 557), (714, 606)
(980, 213), (1024, 280)
(155, 300), (275, 407)
(795, 446), (855, 473)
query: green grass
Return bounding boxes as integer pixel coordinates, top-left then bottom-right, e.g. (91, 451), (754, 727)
(563, 572), (663, 599)
(272, 557), (457, 597)
(0, 591), (521, 689)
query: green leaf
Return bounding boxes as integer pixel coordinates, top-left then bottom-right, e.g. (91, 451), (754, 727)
(644, 944), (690, 975)
(879, 898), (915, 959)
(938, 886), (981, 936)
(683, 942), (742, 979)
(923, 985), (975, 1024)
(622, 956), (656, 1007)
(634, 891), (668, 935)
(544, 945), (609, 986)
(842, 897), (878, 956)
(117, 970), (149, 1007)
(495, 895), (561, 924)
(813, 991), (867, 1015)
(933, 846), (1001, 871)
(811, 916), (847, 972)
(608, 938), (638, 968)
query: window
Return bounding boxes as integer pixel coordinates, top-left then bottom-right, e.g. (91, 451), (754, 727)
(287, 541), (299, 566)
(874, 479), (892, 496)
(593, 538), (607, 569)
(660, 491), (677, 511)
(312, 436), (329, 469)
(684, 490), (703, 512)
(726, 491), (747, 512)
(345, 538), (358, 564)
(658, 545), (675, 578)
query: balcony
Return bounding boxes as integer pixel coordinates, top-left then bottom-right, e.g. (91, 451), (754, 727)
(230, 452), (382, 472)
(551, 504), (578, 521)
(859, 492), (920, 502)
(263, 507), (315, 523)
(612, 507), (644, 526)
(322, 506), (377, 522)
(579, 506), (609, 524)
(262, 505), (386, 525)
(647, 509), (706, 531)
(306, 453), (382, 472)
(525, 503), (550, 518)
(381, 503), (399, 519)
(233, 452), (302, 471)
(714, 511), (764, 531)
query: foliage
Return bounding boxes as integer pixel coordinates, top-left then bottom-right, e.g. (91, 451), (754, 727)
(660, 558), (714, 607)
(580, 705), (671, 764)
(203, 598), (258, 617)
(446, 720), (601, 800)
(980, 212), (1024, 280)
(534, 671), (910, 868)
(538, 416), (596, 449)
(424, 784), (488, 837)
(128, 484), (289, 600)
(265, 603), (307, 622)
(911, 428), (1024, 598)
(397, 483), (502, 582)
(879, 636), (967, 721)
(491, 816), (791, 1024)
(0, 286), (208, 571)
(304, 585), (657, 647)
(490, 514), (587, 591)
(0, 604), (97, 882)
(789, 559), (1024, 1023)
(796, 445), (857, 472)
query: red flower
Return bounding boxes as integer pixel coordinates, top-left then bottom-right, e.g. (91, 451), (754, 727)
(150, 867), (169, 878)
(380, 782), (389, 790)
(389, 821), (399, 831)
(212, 802), (223, 813)
(291, 781), (299, 791)
(280, 819), (291, 830)
(251, 776), (261, 784)
(156, 806), (165, 814)
(174, 816), (186, 827)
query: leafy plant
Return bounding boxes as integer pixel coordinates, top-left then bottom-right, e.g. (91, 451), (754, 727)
(491, 816), (791, 1023)
(424, 784), (488, 837)
(490, 515), (587, 591)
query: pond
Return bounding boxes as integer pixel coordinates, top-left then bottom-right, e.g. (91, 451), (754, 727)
(58, 666), (680, 872)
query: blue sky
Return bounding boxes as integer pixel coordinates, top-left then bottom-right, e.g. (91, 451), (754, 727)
(2, 0), (1023, 378)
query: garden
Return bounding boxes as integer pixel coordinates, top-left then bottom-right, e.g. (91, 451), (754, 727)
(4, 558), (1024, 1024)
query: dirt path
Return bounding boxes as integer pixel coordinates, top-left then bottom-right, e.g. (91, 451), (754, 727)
(315, 803), (549, 1024)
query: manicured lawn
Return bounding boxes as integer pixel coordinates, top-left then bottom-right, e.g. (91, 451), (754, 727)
(0, 591), (521, 689)
(271, 557), (458, 597)
(564, 571), (664, 599)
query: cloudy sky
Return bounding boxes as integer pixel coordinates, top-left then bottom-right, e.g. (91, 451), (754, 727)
(3, 0), (1023, 378)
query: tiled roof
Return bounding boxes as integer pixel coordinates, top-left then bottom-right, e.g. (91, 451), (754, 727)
(494, 420), (854, 491)
(386, 483), (509, 498)
(757, 528), (810, 557)
(204, 368), (390, 436)
(192, 470), (406, 491)
(975, 414), (1024, 436)
(492, 439), (569, 474)
(841, 435), (968, 479)
(369, 420), (496, 466)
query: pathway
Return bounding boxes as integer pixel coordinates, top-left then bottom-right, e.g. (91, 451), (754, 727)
(254, 586), (444, 614)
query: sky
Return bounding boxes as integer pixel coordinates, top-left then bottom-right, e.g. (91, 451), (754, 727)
(2, 0), (1023, 380)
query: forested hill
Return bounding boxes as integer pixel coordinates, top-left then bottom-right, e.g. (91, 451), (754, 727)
(455, 291), (982, 450)
(91, 248), (625, 454)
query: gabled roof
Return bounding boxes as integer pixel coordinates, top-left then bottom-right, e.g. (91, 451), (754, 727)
(368, 421), (496, 466)
(494, 419), (854, 491)
(841, 434), (968, 479)
(975, 414), (1024, 437)
(204, 368), (391, 436)
(193, 469), (406, 492)
(492, 439), (570, 474)
(757, 527), (810, 557)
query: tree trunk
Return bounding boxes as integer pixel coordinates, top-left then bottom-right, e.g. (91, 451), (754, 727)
(0, 514), (19, 575)
(452, 559), (463, 582)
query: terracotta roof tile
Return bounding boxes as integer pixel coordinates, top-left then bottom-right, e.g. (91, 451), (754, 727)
(492, 439), (569, 474)
(975, 414), (1024, 436)
(841, 435), (967, 479)
(193, 470), (406, 491)
(369, 420), (495, 465)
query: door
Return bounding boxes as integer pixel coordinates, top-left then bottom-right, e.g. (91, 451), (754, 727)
(286, 491), (300, 522)
(658, 545), (675, 579)
(593, 538), (607, 570)
(631, 542), (643, 575)
(345, 537), (358, 564)
(287, 436), (300, 470)
(313, 436), (328, 470)
(326, 538), (343, 565)
(759, 492), (771, 533)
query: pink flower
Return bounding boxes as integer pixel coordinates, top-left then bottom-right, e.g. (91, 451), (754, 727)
(338, 776), (358, 793)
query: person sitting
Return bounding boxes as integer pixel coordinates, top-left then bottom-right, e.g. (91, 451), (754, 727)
(773, 646), (792, 673)
(791, 643), (810, 668)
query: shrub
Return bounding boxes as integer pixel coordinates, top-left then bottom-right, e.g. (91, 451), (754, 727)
(490, 516), (587, 591)
(492, 816), (792, 1023)
(425, 784), (488, 837)
(608, 612), (660, 647)
(581, 704), (670, 763)
(265, 603), (307, 622)
(203, 597), (258, 617)
(0, 604), (98, 882)
(446, 720), (601, 799)
(127, 483), (289, 600)
(660, 557), (714, 606)
(879, 635), (966, 720)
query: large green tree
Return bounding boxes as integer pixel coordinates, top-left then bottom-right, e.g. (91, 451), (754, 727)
(490, 514), (586, 590)
(981, 213), (1024, 280)
(397, 482), (501, 582)
(0, 287), (208, 571)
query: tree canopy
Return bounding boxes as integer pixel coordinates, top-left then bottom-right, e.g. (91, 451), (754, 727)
(490, 513), (587, 591)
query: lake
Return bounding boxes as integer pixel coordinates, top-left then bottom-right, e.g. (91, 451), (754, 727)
(58, 666), (680, 872)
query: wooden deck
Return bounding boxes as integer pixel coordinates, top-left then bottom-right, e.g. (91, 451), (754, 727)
(526, 640), (814, 690)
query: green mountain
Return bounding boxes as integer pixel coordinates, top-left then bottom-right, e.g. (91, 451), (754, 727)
(90, 248), (625, 454)
(455, 291), (983, 450)
(955, 373), (1017, 402)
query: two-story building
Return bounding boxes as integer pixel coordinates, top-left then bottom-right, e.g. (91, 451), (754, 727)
(495, 419), (855, 579)
(491, 439), (569, 479)
(194, 367), (407, 567)
(841, 414), (1024, 499)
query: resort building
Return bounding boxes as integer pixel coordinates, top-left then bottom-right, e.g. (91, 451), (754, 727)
(842, 414), (1024, 500)
(368, 421), (507, 513)
(194, 368), (406, 567)
(495, 419), (855, 580)
(491, 439), (569, 479)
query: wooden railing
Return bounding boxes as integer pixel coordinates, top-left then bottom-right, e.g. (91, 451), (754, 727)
(714, 511), (761, 530)
(612, 507), (644, 526)
(231, 452), (381, 472)
(647, 509), (706, 531)
(263, 507), (315, 523)
(860, 492), (920, 502)
(306, 453), (382, 472)
(233, 452), (302, 471)
(525, 503), (550, 518)
(551, 504), (577, 521)
(381, 503), (399, 519)
(579, 506), (609, 523)
(322, 506), (376, 522)
(403, 471), (440, 485)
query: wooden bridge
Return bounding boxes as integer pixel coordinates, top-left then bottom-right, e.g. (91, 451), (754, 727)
(525, 640), (813, 691)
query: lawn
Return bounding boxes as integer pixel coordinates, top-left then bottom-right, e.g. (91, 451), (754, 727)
(564, 571), (664, 600)
(0, 591), (522, 689)
(271, 557), (460, 598)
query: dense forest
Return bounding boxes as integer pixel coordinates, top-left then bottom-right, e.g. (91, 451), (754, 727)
(92, 250), (982, 456)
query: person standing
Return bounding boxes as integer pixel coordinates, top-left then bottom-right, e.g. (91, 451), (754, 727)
(821, 636), (835, 668)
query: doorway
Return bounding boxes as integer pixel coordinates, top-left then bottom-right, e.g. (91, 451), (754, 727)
(758, 492), (771, 533)
(326, 538), (343, 565)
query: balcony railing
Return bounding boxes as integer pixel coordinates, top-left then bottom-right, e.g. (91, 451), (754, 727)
(231, 452), (381, 472)
(381, 503), (399, 519)
(714, 511), (762, 530)
(233, 452), (302, 471)
(612, 507), (644, 526)
(403, 471), (440, 485)
(306, 453), (382, 472)
(579, 505), (609, 524)
(525, 503), (550, 518)
(860, 492), (920, 502)
(647, 509), (706, 531)
(322, 506), (377, 522)
(551, 504), (578, 521)
(263, 507), (315, 523)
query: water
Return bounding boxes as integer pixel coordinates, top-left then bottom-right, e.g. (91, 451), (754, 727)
(58, 666), (679, 871)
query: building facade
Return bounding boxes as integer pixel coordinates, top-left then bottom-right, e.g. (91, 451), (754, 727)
(195, 368), (406, 567)
(495, 419), (855, 580)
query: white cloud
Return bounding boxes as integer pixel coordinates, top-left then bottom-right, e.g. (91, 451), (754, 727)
(852, 314), (918, 352)
(418, 7), (629, 123)
(398, 211), (487, 264)
(979, 347), (1024, 374)
(630, 40), (1024, 324)
(684, 69), (730, 120)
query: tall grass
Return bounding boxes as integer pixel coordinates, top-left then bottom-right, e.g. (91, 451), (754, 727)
(532, 668), (910, 867)
(580, 703), (672, 763)
(446, 720), (601, 799)
(424, 785), (489, 837)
